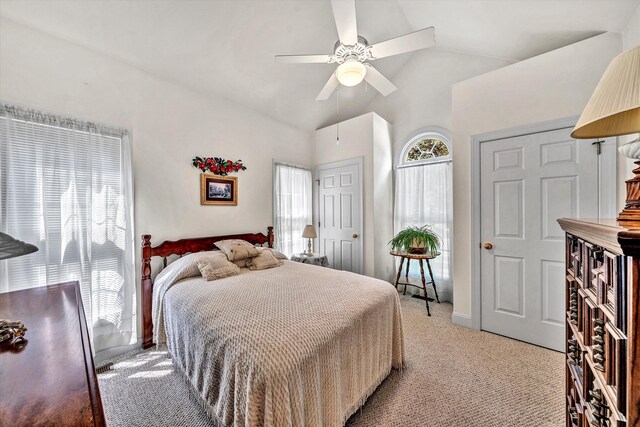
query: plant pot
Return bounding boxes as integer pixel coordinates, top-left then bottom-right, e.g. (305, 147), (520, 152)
(410, 238), (426, 254)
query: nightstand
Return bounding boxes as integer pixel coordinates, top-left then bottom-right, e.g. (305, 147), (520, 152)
(290, 253), (329, 267)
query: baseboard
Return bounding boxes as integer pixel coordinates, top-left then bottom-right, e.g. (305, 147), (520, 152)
(451, 311), (472, 328)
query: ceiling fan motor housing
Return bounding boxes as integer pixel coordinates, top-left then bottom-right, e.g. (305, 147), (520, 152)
(333, 36), (371, 64)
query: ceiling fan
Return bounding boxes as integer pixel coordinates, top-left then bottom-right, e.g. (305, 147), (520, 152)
(275, 0), (436, 101)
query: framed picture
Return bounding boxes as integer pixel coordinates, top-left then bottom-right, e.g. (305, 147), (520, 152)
(200, 174), (237, 206)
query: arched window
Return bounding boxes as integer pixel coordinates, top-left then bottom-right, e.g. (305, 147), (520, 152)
(399, 129), (452, 167)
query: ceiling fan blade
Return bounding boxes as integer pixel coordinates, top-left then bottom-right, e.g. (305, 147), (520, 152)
(369, 27), (435, 59)
(275, 54), (332, 64)
(316, 73), (339, 101)
(330, 0), (358, 46)
(364, 65), (397, 96)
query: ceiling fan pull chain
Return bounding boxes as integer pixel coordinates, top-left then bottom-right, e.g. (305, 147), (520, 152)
(336, 85), (340, 146)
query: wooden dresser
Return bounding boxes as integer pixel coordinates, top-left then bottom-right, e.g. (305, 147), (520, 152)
(558, 219), (640, 427)
(0, 281), (106, 426)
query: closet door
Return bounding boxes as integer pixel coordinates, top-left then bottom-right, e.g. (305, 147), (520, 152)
(480, 127), (602, 351)
(317, 160), (362, 274)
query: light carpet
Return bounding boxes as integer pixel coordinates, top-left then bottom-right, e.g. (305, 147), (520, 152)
(98, 295), (564, 426)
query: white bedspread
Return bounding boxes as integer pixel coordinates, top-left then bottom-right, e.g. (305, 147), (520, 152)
(152, 259), (404, 427)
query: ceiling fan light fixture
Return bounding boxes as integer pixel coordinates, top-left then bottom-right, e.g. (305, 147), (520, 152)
(336, 59), (366, 87)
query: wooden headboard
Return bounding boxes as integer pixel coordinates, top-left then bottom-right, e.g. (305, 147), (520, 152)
(141, 227), (273, 349)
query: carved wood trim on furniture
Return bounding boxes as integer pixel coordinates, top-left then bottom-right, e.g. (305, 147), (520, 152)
(559, 218), (640, 427)
(141, 227), (274, 349)
(0, 281), (106, 426)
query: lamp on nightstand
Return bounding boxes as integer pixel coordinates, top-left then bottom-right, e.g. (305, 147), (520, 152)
(571, 45), (640, 221)
(302, 225), (317, 256)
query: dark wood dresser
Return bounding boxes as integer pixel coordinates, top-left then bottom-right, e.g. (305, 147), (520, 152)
(0, 281), (106, 426)
(559, 218), (640, 427)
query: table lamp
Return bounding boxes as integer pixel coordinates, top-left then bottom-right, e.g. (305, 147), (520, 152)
(571, 45), (640, 221)
(302, 225), (317, 256)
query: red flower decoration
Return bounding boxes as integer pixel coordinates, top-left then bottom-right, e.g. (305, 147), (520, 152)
(193, 156), (247, 176)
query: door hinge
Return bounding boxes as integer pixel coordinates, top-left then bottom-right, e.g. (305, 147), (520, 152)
(592, 139), (604, 155)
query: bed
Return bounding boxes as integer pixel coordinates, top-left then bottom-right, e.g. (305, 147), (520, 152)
(141, 227), (404, 427)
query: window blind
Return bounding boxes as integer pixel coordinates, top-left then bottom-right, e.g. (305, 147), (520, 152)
(273, 163), (312, 257)
(0, 105), (136, 352)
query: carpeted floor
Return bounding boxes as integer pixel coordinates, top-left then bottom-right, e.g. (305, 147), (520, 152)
(98, 295), (564, 426)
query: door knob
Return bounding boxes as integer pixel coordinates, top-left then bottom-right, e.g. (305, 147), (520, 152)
(483, 242), (493, 250)
(352, 233), (359, 239)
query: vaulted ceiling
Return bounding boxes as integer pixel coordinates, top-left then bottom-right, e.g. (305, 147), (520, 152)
(1, 0), (638, 131)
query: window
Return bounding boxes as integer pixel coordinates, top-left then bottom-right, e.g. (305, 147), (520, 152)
(273, 162), (312, 257)
(394, 128), (453, 300)
(400, 131), (451, 165)
(0, 105), (136, 353)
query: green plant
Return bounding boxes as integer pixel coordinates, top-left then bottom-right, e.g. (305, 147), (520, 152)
(389, 225), (440, 254)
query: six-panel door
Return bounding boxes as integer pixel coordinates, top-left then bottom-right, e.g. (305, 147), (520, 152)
(480, 127), (599, 351)
(318, 162), (362, 273)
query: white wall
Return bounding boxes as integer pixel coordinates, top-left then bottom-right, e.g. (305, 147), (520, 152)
(314, 112), (394, 281)
(0, 19), (313, 342)
(372, 114), (394, 281)
(365, 49), (512, 165)
(624, 4), (640, 50)
(619, 4), (640, 210)
(451, 32), (623, 320)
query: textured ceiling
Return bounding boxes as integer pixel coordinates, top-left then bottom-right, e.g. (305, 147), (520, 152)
(1, 0), (638, 131)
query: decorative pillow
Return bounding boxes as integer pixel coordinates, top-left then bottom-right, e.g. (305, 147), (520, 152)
(154, 250), (228, 284)
(214, 239), (260, 262)
(246, 249), (284, 270)
(256, 247), (289, 260)
(197, 259), (241, 281)
(232, 259), (248, 268)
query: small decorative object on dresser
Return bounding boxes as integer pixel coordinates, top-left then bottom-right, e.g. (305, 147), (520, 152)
(200, 173), (237, 206)
(290, 252), (329, 267)
(301, 224), (317, 255)
(558, 218), (640, 427)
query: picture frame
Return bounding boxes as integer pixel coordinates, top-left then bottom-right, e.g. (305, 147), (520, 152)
(200, 174), (238, 206)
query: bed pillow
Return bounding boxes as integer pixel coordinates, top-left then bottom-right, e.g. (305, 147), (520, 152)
(232, 258), (248, 268)
(214, 239), (260, 262)
(197, 259), (240, 281)
(246, 249), (284, 270)
(256, 247), (289, 260)
(154, 250), (228, 284)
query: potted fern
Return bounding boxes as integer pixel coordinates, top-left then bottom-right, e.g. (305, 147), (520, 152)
(389, 225), (440, 255)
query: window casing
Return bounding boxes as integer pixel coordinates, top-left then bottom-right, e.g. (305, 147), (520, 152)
(394, 128), (453, 300)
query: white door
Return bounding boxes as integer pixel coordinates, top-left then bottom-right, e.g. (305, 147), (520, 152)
(318, 160), (363, 273)
(480, 127), (601, 351)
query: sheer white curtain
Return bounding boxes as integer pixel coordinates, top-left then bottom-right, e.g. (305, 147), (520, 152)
(394, 162), (453, 300)
(0, 105), (136, 352)
(273, 163), (312, 257)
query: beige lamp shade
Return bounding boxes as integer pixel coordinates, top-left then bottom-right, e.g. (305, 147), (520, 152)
(571, 45), (640, 139)
(302, 224), (317, 238)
